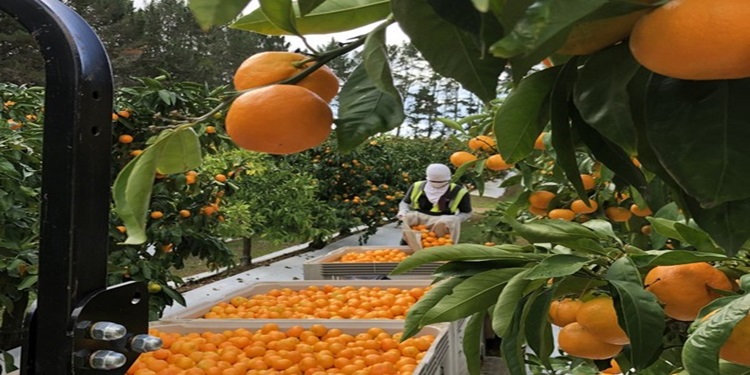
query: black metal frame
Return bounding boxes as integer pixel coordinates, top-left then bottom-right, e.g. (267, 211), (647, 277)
(1, 1), (150, 373)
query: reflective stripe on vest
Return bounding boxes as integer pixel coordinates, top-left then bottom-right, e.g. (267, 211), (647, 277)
(410, 181), (468, 214)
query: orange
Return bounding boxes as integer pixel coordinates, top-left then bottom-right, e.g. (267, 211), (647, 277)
(225, 85), (333, 155)
(215, 174), (227, 183)
(534, 132), (547, 150)
(179, 210), (191, 218)
(601, 359), (622, 374)
(206, 126), (216, 134)
(449, 151), (477, 167)
(528, 206), (548, 216)
(485, 154), (513, 171)
(548, 208), (575, 221)
(580, 174), (596, 191)
(116, 225), (127, 233)
(118, 110), (131, 119)
(548, 298), (582, 327)
(558, 322), (623, 360)
(576, 296), (630, 345)
(233, 51), (339, 103)
(119, 134), (134, 144)
(630, 0), (750, 80)
(558, 7), (650, 56)
(645, 262), (733, 321)
(630, 204), (652, 217)
(641, 225), (652, 235)
(719, 312), (750, 366)
(529, 191), (556, 209)
(571, 199), (598, 214)
(605, 207), (632, 222)
(150, 211), (164, 219)
(468, 135), (496, 151)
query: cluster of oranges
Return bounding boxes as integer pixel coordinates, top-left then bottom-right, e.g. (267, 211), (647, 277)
(128, 324), (434, 375)
(449, 135), (514, 171)
(337, 249), (410, 263)
(526, 178), (654, 223)
(225, 52), (339, 155)
(409, 225), (453, 249)
(203, 285), (427, 320)
(551, 262), (749, 366)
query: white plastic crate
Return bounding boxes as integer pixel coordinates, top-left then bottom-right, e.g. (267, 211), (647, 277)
(149, 320), (452, 375)
(302, 246), (442, 280)
(163, 279), (432, 320)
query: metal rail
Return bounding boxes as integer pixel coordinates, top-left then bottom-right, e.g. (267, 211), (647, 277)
(0, 1), (157, 373)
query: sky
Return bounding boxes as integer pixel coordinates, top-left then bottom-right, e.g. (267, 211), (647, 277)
(132, 0), (410, 50)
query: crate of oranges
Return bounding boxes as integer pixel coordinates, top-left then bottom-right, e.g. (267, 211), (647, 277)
(402, 224), (455, 252)
(303, 246), (441, 280)
(162, 280), (432, 321)
(129, 320), (451, 375)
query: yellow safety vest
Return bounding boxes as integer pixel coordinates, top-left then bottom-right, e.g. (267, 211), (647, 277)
(410, 181), (468, 214)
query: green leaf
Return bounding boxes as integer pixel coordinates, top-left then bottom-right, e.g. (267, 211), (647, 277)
(630, 250), (729, 268)
(606, 256), (643, 286)
(500, 295), (531, 374)
(525, 254), (591, 280)
(162, 285), (187, 307)
(113, 148), (159, 245)
(188, 0), (251, 30)
(684, 196), (750, 257)
(155, 127), (202, 174)
(402, 277), (465, 339)
(490, 0), (607, 58)
(646, 217), (686, 243)
(570, 105), (648, 194)
(259, 0), (299, 35)
(683, 294), (750, 374)
(336, 63), (404, 152)
(362, 26), (400, 98)
(471, 0), (490, 12)
(232, 0), (390, 35)
(298, 0), (327, 16)
(463, 311), (486, 375)
(494, 66), (560, 163)
(422, 268), (525, 324)
(16, 275), (38, 290)
(392, 0), (506, 103)
(524, 289), (555, 370)
(493, 269), (532, 336)
(157, 90), (174, 105)
(557, 237), (608, 255)
(2, 350), (18, 372)
(581, 219), (622, 243)
(434, 259), (534, 279)
(391, 244), (543, 274)
(609, 280), (665, 370)
(508, 216), (600, 243)
(645, 76), (750, 206)
(573, 43), (639, 154)
(719, 361), (750, 375)
(674, 222), (723, 254)
(550, 60), (588, 200)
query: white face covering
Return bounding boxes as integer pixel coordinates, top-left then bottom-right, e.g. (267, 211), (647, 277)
(424, 164), (452, 205)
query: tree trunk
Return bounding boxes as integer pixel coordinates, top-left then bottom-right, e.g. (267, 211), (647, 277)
(240, 238), (252, 266)
(0, 291), (29, 350)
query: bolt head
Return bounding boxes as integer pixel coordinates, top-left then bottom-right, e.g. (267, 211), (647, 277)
(130, 334), (162, 353)
(89, 350), (126, 370)
(90, 322), (127, 341)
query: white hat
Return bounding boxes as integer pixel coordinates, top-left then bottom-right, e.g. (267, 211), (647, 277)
(426, 163), (451, 181)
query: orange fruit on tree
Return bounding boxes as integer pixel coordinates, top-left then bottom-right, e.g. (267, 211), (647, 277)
(179, 210), (191, 218)
(528, 206), (548, 216)
(205, 126), (216, 134)
(119, 134), (133, 144)
(558, 322), (623, 360)
(601, 359), (622, 374)
(605, 206), (632, 222)
(548, 208), (575, 221)
(529, 190), (556, 209)
(644, 262), (733, 321)
(557, 6), (651, 56)
(534, 132), (547, 150)
(215, 174), (227, 183)
(225, 85), (333, 155)
(719, 312), (750, 366)
(571, 199), (598, 214)
(485, 154), (513, 171)
(576, 296), (630, 345)
(449, 151), (477, 167)
(233, 51), (340, 103)
(630, 0), (750, 80)
(641, 224), (653, 235)
(630, 204), (653, 217)
(468, 135), (496, 151)
(118, 110), (131, 119)
(580, 174), (596, 190)
(548, 298), (583, 327)
(150, 211), (164, 219)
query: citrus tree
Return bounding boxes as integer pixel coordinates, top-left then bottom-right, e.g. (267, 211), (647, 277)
(139, 1), (750, 374)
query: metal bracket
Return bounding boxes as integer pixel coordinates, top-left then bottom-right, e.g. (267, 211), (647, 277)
(0, 1), (151, 373)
